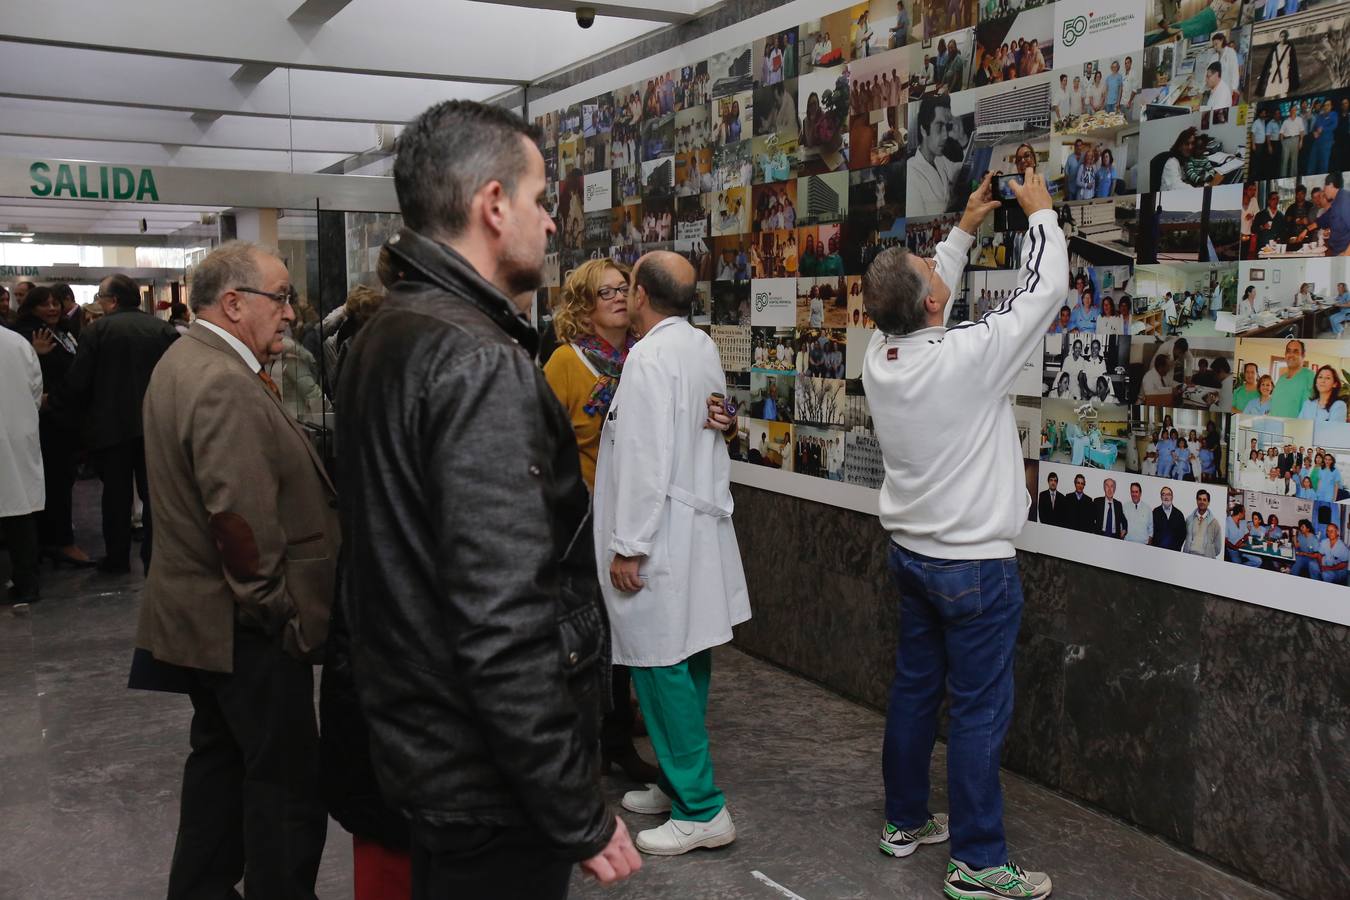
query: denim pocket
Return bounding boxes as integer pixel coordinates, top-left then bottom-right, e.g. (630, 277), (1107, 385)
(921, 561), (983, 621)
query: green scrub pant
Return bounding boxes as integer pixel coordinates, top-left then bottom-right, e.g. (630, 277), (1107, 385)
(629, 649), (725, 822)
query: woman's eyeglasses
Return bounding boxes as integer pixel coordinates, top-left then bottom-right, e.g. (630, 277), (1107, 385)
(597, 284), (630, 301)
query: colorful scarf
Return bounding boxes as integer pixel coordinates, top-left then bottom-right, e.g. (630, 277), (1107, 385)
(574, 332), (636, 418)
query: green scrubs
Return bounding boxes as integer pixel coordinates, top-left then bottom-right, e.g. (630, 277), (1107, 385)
(629, 649), (725, 822)
(1270, 367), (1314, 419)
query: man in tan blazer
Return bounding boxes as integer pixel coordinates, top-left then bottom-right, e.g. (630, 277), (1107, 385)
(135, 240), (337, 899)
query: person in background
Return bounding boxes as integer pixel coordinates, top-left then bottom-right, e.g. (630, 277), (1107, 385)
(133, 241), (337, 897)
(1225, 503), (1263, 566)
(1277, 105), (1305, 179)
(1095, 149), (1118, 198)
(862, 170), (1060, 899)
(1243, 373), (1276, 414)
(12, 286), (95, 568)
(1317, 522), (1349, 584)
(50, 283), (83, 339)
(1299, 365), (1346, 426)
(1290, 518), (1322, 579)
(1232, 362), (1260, 411)
(55, 273), (178, 574)
(1314, 172), (1350, 256)
(594, 250), (750, 856)
(12, 280), (34, 310)
(1122, 481), (1152, 545)
(1152, 486), (1187, 550)
(0, 323), (44, 605)
(1310, 99), (1339, 175)
(168, 302), (191, 334)
(1092, 477), (1126, 538)
(1329, 282), (1350, 334)
(1037, 471), (1064, 527)
(1183, 489), (1222, 557)
(1270, 340), (1313, 417)
(338, 101), (639, 897)
(542, 258), (661, 785)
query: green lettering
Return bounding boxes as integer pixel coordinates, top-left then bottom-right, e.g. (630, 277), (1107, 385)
(78, 165), (98, 199)
(29, 161), (52, 197)
(136, 168), (159, 202)
(100, 166), (109, 198)
(53, 164), (76, 198)
(112, 167), (135, 201)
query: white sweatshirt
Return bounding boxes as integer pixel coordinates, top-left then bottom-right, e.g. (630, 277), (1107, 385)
(863, 208), (1067, 559)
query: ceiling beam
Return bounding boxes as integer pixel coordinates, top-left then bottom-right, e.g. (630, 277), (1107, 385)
(470, 0), (692, 24)
(288, 0), (357, 24)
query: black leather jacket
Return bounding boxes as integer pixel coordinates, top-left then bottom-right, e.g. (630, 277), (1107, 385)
(336, 228), (613, 861)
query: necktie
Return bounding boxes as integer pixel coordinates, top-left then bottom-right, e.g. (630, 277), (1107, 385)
(258, 370), (281, 398)
(1105, 503), (1114, 536)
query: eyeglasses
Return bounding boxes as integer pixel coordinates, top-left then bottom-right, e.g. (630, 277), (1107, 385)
(597, 284), (630, 300)
(235, 286), (297, 306)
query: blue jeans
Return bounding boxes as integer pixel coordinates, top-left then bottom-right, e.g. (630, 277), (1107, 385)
(1320, 567), (1349, 585)
(1226, 548), (1264, 567)
(883, 543), (1022, 870)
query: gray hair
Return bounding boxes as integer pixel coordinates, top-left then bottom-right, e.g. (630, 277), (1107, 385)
(189, 241), (269, 313)
(394, 100), (542, 237)
(862, 246), (928, 335)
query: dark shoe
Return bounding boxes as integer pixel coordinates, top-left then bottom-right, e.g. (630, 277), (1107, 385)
(43, 548), (98, 570)
(603, 744), (662, 783)
(130, 527), (145, 542)
(96, 560), (132, 575)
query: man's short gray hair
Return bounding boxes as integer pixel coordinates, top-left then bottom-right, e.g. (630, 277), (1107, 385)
(862, 246), (928, 335)
(189, 241), (269, 313)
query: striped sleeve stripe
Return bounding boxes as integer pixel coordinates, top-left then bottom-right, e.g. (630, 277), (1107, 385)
(947, 223), (1047, 332)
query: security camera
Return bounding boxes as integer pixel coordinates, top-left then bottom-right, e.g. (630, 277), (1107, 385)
(576, 6), (596, 27)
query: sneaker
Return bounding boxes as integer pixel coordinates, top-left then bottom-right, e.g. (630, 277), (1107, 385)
(944, 859), (1052, 899)
(634, 807), (736, 856)
(621, 783), (672, 815)
(879, 814), (949, 858)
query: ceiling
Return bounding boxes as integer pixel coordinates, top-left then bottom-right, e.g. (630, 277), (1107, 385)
(0, 0), (720, 197)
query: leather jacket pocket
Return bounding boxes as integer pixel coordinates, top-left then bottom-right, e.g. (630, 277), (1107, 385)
(556, 590), (608, 745)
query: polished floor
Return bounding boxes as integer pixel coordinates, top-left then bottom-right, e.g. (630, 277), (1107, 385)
(0, 484), (1281, 899)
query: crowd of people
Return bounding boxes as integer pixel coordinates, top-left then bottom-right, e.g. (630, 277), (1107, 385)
(1051, 59), (1139, 126)
(1225, 502), (1348, 583)
(973, 36), (1048, 87)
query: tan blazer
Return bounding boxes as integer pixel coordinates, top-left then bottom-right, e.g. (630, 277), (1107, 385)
(137, 323), (338, 673)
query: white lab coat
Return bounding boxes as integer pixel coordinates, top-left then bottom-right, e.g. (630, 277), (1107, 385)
(0, 327), (45, 516)
(594, 316), (752, 667)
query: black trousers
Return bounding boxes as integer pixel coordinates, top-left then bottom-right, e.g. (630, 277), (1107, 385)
(37, 421), (76, 548)
(601, 664), (636, 754)
(0, 514), (40, 602)
(93, 438), (150, 571)
(167, 628), (327, 900)
(411, 824), (572, 900)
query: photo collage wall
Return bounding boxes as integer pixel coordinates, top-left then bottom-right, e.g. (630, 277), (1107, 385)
(533, 0), (1350, 604)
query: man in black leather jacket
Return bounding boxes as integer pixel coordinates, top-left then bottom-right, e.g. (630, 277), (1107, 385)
(336, 100), (640, 898)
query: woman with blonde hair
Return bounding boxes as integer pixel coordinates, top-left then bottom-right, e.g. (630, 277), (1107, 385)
(543, 258), (661, 784)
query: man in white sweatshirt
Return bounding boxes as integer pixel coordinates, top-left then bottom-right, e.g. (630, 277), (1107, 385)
(862, 169), (1064, 900)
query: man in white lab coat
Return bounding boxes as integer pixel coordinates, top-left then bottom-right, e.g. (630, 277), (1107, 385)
(594, 250), (752, 856)
(0, 326), (45, 604)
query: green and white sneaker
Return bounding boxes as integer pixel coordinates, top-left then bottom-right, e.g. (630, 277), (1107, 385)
(878, 814), (949, 858)
(944, 859), (1052, 899)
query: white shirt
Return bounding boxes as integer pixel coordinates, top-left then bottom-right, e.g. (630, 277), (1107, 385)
(907, 150), (961, 217)
(1218, 47), (1239, 97)
(1122, 500), (1152, 544)
(1204, 78), (1234, 110)
(1280, 117), (1305, 139)
(864, 209), (1068, 559)
(594, 316), (752, 666)
(197, 318), (262, 373)
(0, 327), (45, 516)
(1141, 368), (1174, 397)
(1160, 157), (1186, 192)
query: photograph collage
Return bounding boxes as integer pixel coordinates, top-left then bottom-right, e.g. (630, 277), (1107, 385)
(534, 0), (1350, 592)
